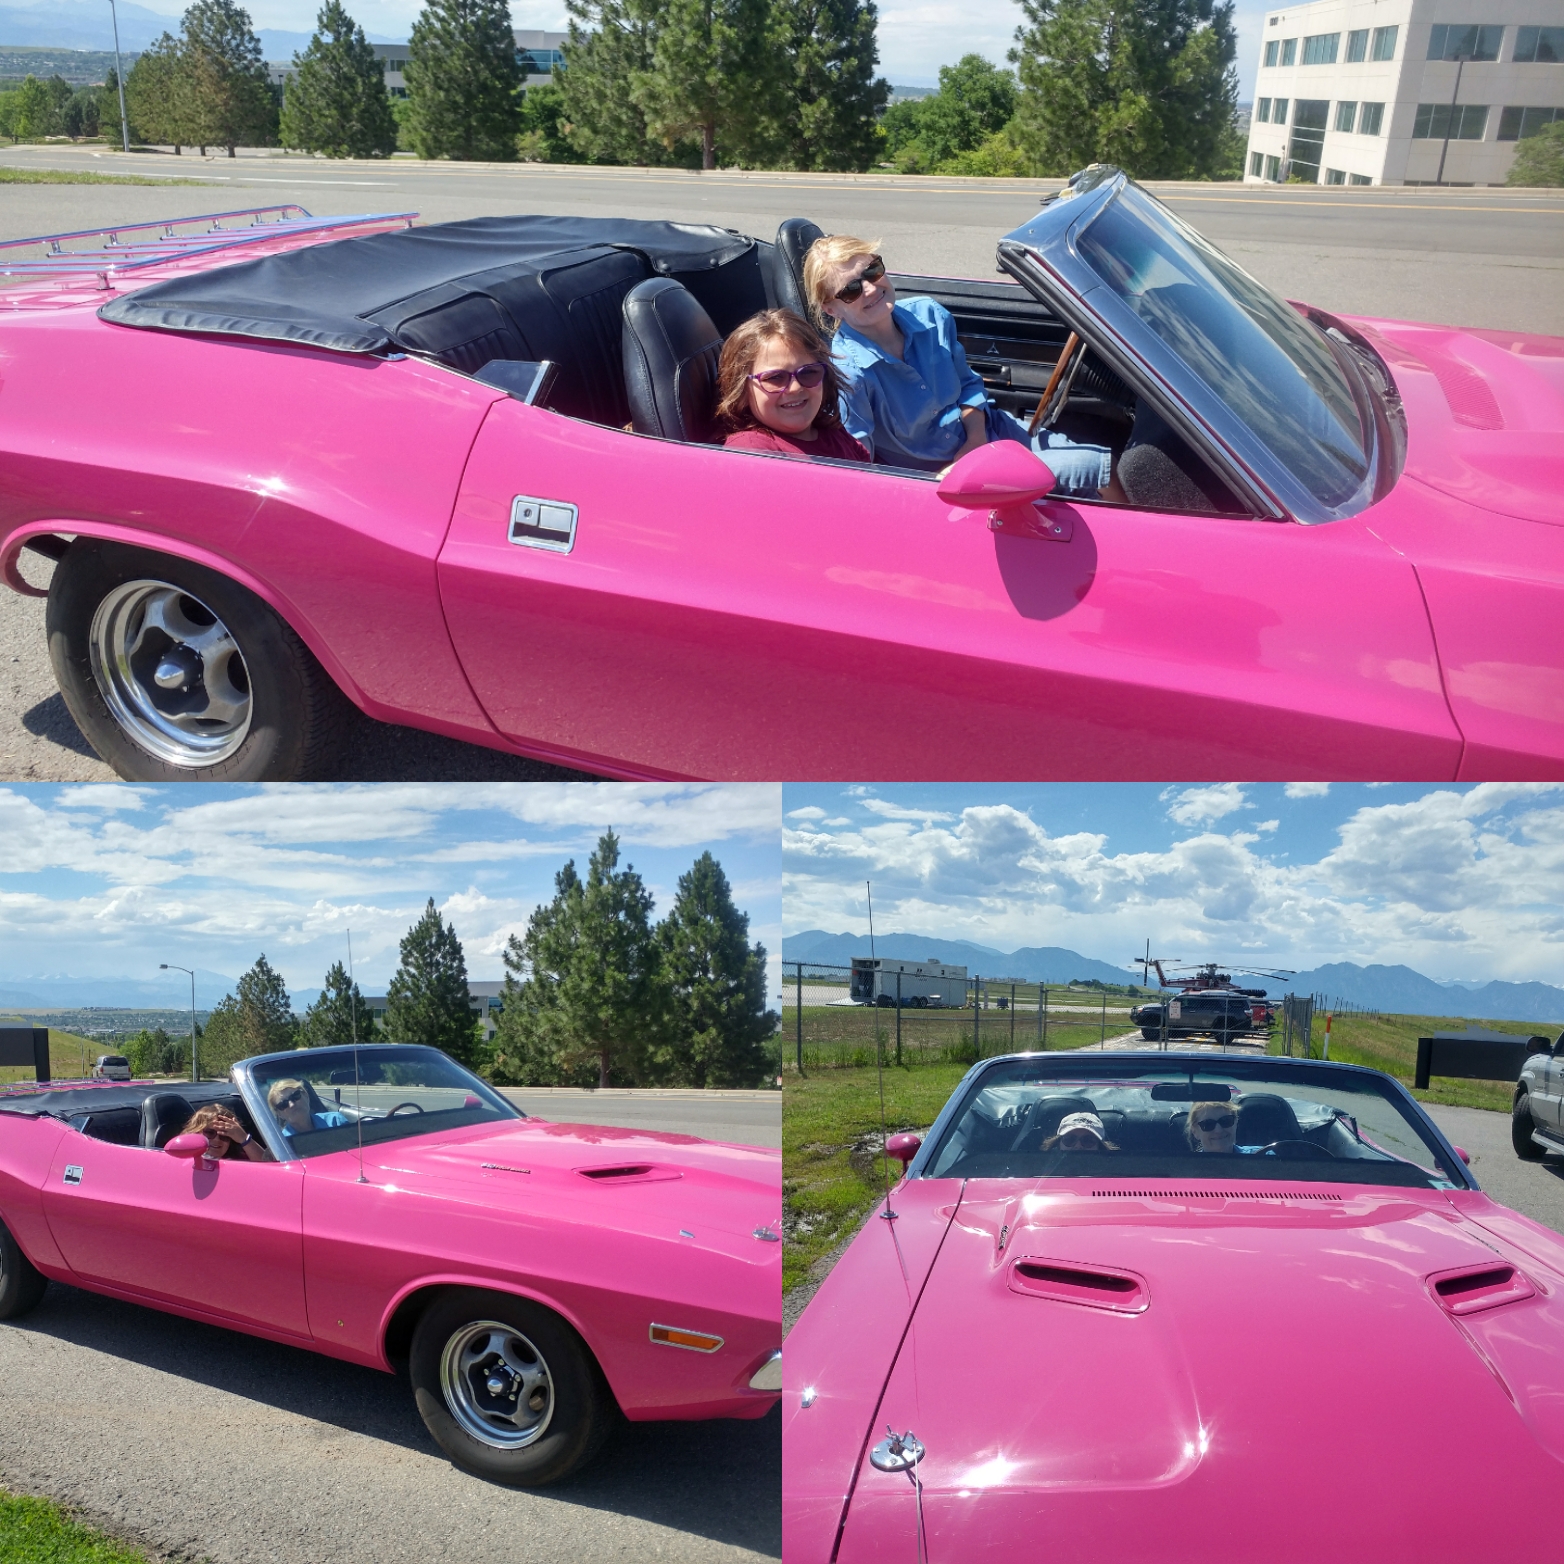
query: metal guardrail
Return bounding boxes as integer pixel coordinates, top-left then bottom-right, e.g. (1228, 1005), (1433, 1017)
(0, 205), (417, 284)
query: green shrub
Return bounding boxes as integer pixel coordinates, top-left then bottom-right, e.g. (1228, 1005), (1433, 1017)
(1508, 121), (1564, 186)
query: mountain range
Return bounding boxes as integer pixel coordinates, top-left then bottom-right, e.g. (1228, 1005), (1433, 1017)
(0, 1), (397, 56)
(781, 931), (1564, 1023)
(0, 970), (238, 1009)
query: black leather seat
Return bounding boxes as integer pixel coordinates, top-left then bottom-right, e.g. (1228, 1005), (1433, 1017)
(140, 1092), (194, 1150)
(774, 218), (824, 318)
(1236, 1093), (1302, 1147)
(622, 278), (724, 443)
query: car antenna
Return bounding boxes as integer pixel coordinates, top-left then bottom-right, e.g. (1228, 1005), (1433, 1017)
(349, 929), (367, 1185)
(869, 880), (896, 1222)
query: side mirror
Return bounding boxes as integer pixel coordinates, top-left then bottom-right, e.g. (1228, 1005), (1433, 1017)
(1454, 1146), (1471, 1165)
(935, 443), (1064, 538)
(165, 1132), (211, 1160)
(886, 1132), (922, 1166)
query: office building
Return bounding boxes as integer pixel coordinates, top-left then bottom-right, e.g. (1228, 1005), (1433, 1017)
(1245, 3), (1564, 185)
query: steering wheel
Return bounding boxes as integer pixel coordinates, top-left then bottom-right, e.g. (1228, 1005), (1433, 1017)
(1029, 333), (1086, 436)
(386, 1101), (425, 1117)
(1257, 1139), (1334, 1160)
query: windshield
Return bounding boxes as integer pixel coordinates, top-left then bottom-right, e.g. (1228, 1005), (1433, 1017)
(244, 1045), (521, 1159)
(922, 1055), (1463, 1189)
(1073, 183), (1369, 509)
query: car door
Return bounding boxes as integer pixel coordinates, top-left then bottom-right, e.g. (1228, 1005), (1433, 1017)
(42, 1134), (309, 1337)
(435, 402), (1463, 780)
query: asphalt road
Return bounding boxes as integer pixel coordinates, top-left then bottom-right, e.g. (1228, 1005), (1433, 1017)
(0, 1085), (781, 1562)
(500, 1088), (782, 1149)
(3, 150), (1561, 782)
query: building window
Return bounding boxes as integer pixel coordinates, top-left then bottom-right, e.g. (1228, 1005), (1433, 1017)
(1280, 38), (1297, 66)
(1371, 25), (1397, 61)
(1349, 172), (1372, 185)
(1302, 33), (1340, 65)
(1287, 98), (1330, 181)
(1256, 97), (1272, 122)
(1334, 100), (1357, 132)
(1250, 151), (1264, 176)
(1273, 97), (1289, 125)
(1427, 24), (1502, 63)
(1265, 154), (1282, 181)
(1412, 103), (1490, 140)
(1325, 167), (1346, 184)
(1264, 39), (1278, 67)
(1358, 101), (1384, 135)
(1346, 29), (1368, 63)
(1514, 27), (1564, 63)
(1499, 105), (1564, 140)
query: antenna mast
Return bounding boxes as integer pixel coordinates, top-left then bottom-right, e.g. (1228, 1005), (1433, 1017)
(867, 880), (876, 960)
(349, 930), (366, 1184)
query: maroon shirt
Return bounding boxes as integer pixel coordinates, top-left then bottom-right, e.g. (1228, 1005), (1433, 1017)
(723, 425), (870, 463)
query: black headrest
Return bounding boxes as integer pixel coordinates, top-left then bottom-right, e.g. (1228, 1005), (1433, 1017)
(622, 278), (723, 443)
(1236, 1093), (1301, 1146)
(141, 1092), (195, 1150)
(774, 218), (824, 318)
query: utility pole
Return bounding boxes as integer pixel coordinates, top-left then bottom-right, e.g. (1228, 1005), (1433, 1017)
(107, 0), (131, 153)
(1435, 50), (1468, 186)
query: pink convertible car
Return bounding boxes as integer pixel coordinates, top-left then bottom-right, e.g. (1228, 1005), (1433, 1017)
(2, 167), (1561, 780)
(785, 1051), (1564, 1559)
(0, 1044), (781, 1486)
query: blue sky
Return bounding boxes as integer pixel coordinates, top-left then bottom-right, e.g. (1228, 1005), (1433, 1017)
(1, 783), (781, 1009)
(783, 783), (1564, 985)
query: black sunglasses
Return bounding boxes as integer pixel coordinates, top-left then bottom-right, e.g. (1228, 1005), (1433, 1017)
(834, 257), (886, 303)
(275, 1089), (306, 1111)
(1196, 1113), (1237, 1132)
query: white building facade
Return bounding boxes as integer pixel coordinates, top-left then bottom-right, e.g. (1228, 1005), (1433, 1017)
(1244, 2), (1564, 185)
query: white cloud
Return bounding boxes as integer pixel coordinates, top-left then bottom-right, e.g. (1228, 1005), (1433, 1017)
(1285, 782), (1332, 798)
(1256, 820), (1280, 832)
(859, 799), (957, 823)
(1163, 784), (1249, 827)
(54, 786), (151, 811)
(786, 806), (828, 820)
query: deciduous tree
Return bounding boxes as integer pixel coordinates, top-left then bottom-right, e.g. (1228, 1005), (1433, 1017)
(1009, 0), (1237, 179)
(281, 0), (397, 156)
(404, 0), (522, 160)
(1508, 121), (1564, 187)
(653, 851), (776, 1086)
(382, 899), (478, 1066)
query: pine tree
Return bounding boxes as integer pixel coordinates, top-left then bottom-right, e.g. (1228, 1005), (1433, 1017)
(1009, 0), (1237, 179)
(200, 954), (296, 1074)
(303, 959), (377, 1046)
(280, 1), (397, 157)
(779, 0), (887, 171)
(488, 832), (672, 1088)
(631, 0), (785, 169)
(126, 34), (189, 151)
(558, 0), (684, 164)
(404, 0), (522, 161)
(653, 851), (776, 1086)
(383, 899), (478, 1066)
(180, 0), (277, 156)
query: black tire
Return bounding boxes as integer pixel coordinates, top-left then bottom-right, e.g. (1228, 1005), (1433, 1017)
(410, 1289), (614, 1487)
(0, 1216), (49, 1321)
(46, 539), (349, 781)
(1140, 1028), (1160, 1041)
(1513, 1094), (1547, 1160)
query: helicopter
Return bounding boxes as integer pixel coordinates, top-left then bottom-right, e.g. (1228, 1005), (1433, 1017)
(1130, 945), (1296, 1035)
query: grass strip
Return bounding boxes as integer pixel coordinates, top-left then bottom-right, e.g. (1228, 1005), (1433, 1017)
(0, 166), (207, 185)
(0, 1491), (150, 1563)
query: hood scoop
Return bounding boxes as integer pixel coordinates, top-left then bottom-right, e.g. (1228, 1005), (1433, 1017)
(1429, 1263), (1536, 1317)
(1090, 1188), (1342, 1203)
(574, 1163), (682, 1185)
(1009, 1258), (1148, 1314)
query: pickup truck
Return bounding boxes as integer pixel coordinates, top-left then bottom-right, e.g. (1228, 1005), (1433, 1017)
(1512, 1035), (1564, 1159)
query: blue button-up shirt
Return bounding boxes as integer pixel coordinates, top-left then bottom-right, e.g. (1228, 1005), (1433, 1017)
(830, 296), (989, 466)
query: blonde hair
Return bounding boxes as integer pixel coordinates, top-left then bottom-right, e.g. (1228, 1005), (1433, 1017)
(1186, 1100), (1237, 1147)
(268, 1078), (306, 1110)
(801, 234), (882, 329)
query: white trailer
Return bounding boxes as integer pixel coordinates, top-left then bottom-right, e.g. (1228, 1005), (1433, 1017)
(849, 958), (968, 1007)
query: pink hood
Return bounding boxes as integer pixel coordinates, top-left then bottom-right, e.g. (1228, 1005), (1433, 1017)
(814, 1183), (1564, 1562)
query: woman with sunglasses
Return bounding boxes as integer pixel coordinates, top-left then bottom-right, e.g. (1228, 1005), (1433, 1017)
(1187, 1101), (1240, 1154)
(179, 1103), (269, 1161)
(801, 234), (1119, 498)
(267, 1077), (349, 1138)
(716, 309), (869, 462)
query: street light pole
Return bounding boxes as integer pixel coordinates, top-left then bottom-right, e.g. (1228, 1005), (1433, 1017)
(160, 963), (196, 1080)
(107, 0), (131, 154)
(1435, 53), (1467, 187)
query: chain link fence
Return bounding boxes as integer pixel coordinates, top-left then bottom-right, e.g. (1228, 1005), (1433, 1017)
(784, 962), (1141, 1070)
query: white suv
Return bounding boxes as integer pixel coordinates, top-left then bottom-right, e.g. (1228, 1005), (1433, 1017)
(92, 1054), (132, 1082)
(1512, 1036), (1564, 1159)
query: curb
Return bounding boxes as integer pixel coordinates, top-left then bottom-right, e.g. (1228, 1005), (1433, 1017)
(498, 1087), (779, 1101)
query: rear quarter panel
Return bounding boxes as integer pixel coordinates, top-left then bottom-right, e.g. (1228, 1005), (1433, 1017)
(0, 1112), (70, 1272)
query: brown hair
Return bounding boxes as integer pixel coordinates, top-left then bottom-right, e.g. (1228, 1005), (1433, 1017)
(182, 1103), (246, 1158)
(715, 309), (845, 435)
(801, 234), (882, 330)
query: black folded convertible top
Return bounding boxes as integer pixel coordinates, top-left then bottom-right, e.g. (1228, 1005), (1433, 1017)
(98, 214), (758, 354)
(0, 1080), (235, 1117)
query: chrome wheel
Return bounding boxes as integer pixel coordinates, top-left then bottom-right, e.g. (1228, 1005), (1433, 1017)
(440, 1320), (555, 1450)
(88, 579), (252, 767)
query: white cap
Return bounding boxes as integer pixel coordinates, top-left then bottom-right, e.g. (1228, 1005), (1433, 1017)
(1057, 1111), (1105, 1142)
